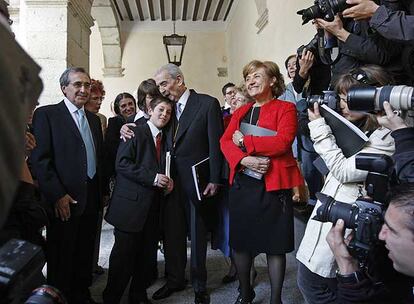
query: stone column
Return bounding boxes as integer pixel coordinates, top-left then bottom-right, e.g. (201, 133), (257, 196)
(20, 0), (94, 105)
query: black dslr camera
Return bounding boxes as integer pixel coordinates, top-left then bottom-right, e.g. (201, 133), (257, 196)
(297, 0), (349, 25)
(296, 91), (339, 113)
(0, 239), (67, 304)
(313, 153), (394, 263)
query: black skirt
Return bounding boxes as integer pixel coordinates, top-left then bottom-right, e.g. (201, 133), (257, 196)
(228, 172), (294, 254)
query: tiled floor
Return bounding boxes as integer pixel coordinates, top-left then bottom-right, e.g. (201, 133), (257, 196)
(90, 216), (307, 304)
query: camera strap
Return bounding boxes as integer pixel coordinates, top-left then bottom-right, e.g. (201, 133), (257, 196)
(317, 29), (341, 66)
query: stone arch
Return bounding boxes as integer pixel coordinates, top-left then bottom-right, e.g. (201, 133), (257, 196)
(91, 0), (124, 77)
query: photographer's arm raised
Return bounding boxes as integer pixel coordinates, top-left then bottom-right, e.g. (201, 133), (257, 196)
(308, 103), (370, 183)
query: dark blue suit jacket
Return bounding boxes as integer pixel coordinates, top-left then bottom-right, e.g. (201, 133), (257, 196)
(105, 123), (165, 232)
(31, 101), (104, 216)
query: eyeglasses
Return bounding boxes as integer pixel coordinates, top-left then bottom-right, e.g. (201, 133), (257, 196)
(225, 90), (236, 96)
(69, 81), (91, 89)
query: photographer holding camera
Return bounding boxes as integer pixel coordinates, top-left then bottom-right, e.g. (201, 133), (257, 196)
(378, 101), (414, 182)
(314, 6), (404, 84)
(296, 65), (395, 304)
(343, 0), (414, 42)
(326, 183), (414, 303)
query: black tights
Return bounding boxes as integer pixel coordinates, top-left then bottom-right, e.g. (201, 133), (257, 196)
(233, 250), (286, 304)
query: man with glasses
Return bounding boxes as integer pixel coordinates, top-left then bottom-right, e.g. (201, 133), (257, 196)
(32, 67), (105, 304)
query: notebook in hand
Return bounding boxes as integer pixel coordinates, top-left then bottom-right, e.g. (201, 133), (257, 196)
(191, 157), (210, 201)
(240, 123), (276, 180)
(319, 104), (369, 158)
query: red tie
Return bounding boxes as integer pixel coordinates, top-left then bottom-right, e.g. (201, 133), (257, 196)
(156, 132), (162, 163)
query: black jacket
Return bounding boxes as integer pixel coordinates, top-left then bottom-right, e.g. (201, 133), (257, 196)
(392, 127), (414, 182)
(105, 124), (165, 233)
(31, 101), (105, 216)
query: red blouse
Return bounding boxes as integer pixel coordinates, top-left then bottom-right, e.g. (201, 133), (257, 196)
(220, 99), (303, 191)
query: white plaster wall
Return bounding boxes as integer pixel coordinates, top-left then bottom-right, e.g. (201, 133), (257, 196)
(90, 25), (228, 117)
(225, 0), (317, 84)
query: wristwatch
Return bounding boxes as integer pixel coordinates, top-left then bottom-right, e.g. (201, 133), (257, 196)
(336, 269), (366, 285)
(238, 136), (244, 148)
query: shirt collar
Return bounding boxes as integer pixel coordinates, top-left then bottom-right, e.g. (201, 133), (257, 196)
(177, 88), (190, 109)
(134, 110), (149, 121)
(147, 120), (161, 138)
(64, 96), (84, 114)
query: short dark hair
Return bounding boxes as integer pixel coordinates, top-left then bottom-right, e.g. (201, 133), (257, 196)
(59, 67), (90, 87)
(389, 183), (414, 235)
(222, 82), (236, 96)
(149, 95), (174, 112)
(113, 92), (136, 115)
(137, 79), (162, 112)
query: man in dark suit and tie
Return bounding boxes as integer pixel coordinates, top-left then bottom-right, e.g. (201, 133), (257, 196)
(151, 64), (224, 304)
(31, 67), (105, 304)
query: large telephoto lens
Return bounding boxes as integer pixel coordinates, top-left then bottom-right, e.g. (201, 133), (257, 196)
(314, 193), (358, 228)
(347, 85), (414, 112)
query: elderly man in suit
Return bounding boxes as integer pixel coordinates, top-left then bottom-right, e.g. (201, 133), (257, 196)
(152, 64), (224, 304)
(31, 67), (105, 304)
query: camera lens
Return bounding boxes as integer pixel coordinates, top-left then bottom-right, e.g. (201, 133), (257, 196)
(25, 285), (67, 304)
(347, 86), (377, 111)
(314, 193), (358, 229)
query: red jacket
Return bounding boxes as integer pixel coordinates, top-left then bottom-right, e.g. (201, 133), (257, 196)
(220, 99), (303, 191)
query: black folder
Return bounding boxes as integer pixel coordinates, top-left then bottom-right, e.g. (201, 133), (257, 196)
(191, 157), (210, 201)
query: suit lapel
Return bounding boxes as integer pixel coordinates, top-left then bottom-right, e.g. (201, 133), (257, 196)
(57, 101), (82, 141)
(175, 90), (201, 145)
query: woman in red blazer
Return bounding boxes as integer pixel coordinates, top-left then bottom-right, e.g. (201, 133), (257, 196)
(220, 60), (303, 304)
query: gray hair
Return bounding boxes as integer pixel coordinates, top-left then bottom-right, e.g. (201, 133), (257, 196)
(59, 67), (90, 87)
(154, 64), (185, 84)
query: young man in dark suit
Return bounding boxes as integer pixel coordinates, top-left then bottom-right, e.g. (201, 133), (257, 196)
(31, 67), (106, 304)
(103, 96), (174, 304)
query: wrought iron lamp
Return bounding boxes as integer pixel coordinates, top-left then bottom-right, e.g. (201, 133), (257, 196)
(163, 22), (186, 66)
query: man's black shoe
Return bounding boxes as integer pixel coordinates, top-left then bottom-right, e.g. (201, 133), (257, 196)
(152, 284), (185, 300)
(194, 291), (210, 304)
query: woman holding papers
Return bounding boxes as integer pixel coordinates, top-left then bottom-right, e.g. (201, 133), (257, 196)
(103, 96), (174, 304)
(220, 60), (303, 304)
(296, 65), (395, 304)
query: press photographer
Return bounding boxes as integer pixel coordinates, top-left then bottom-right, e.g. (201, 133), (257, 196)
(326, 183), (414, 303)
(343, 0), (414, 42)
(378, 102), (414, 182)
(295, 65), (395, 304)
(297, 0), (408, 85)
(0, 2), (68, 303)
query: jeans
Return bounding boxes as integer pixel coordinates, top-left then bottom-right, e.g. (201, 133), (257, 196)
(297, 262), (337, 304)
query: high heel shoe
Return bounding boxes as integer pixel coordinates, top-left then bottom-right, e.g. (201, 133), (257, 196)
(234, 289), (255, 304)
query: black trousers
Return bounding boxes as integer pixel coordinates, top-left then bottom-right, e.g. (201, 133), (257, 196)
(163, 182), (209, 293)
(46, 177), (99, 303)
(103, 202), (160, 304)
